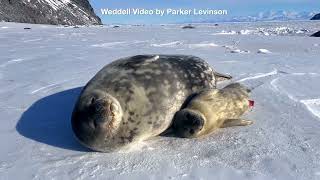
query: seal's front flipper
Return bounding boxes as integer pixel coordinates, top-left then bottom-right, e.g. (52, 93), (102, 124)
(221, 119), (253, 128)
(173, 109), (205, 138)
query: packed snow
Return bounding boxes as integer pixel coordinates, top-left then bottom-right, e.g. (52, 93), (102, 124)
(257, 49), (272, 54)
(1, 21), (320, 180)
(212, 25), (311, 36)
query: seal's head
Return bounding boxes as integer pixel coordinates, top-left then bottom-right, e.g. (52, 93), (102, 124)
(173, 109), (206, 138)
(71, 89), (123, 152)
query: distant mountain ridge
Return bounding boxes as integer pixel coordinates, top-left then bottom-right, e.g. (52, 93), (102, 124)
(253, 10), (316, 21)
(0, 0), (101, 25)
(194, 10), (317, 23)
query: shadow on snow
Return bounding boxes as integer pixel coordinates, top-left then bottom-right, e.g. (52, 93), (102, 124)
(16, 87), (90, 152)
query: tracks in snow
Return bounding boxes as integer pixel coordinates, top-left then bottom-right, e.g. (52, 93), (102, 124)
(30, 78), (78, 94)
(239, 69), (320, 120)
(0, 58), (26, 68)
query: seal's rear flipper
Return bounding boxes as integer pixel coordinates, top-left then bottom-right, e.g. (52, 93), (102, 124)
(214, 72), (232, 82)
(221, 119), (253, 128)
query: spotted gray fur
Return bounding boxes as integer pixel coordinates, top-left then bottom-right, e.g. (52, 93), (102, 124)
(72, 54), (231, 152)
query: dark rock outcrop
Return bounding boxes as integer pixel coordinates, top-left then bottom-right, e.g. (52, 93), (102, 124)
(0, 0), (101, 25)
(182, 25), (195, 29)
(310, 31), (320, 37)
(311, 13), (320, 20)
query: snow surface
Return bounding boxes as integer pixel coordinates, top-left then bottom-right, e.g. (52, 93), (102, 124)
(257, 49), (272, 54)
(1, 21), (320, 180)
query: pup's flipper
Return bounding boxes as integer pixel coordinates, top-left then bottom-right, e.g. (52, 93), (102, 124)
(221, 119), (253, 128)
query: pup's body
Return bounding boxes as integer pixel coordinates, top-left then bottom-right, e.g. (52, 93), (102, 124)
(173, 83), (253, 138)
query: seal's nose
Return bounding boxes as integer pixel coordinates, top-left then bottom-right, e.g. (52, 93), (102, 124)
(92, 100), (111, 126)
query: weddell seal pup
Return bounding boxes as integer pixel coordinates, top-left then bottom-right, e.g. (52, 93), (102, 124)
(71, 55), (253, 152)
(173, 83), (253, 138)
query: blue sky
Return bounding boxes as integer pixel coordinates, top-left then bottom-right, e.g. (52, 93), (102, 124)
(89, 0), (319, 24)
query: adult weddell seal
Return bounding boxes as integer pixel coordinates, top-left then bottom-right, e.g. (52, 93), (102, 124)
(72, 55), (254, 152)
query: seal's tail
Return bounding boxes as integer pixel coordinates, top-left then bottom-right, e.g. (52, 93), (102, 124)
(214, 72), (232, 82)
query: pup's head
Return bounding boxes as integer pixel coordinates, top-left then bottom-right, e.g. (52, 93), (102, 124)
(173, 109), (206, 138)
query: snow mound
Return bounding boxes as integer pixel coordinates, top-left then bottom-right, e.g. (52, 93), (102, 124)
(188, 43), (218, 48)
(150, 41), (182, 47)
(238, 29), (255, 35)
(257, 49), (272, 54)
(212, 30), (237, 35)
(91, 42), (127, 48)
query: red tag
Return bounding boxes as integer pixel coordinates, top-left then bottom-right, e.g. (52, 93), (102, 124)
(249, 100), (254, 107)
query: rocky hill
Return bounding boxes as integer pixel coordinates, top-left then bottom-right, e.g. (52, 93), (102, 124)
(310, 13), (320, 20)
(0, 0), (101, 25)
